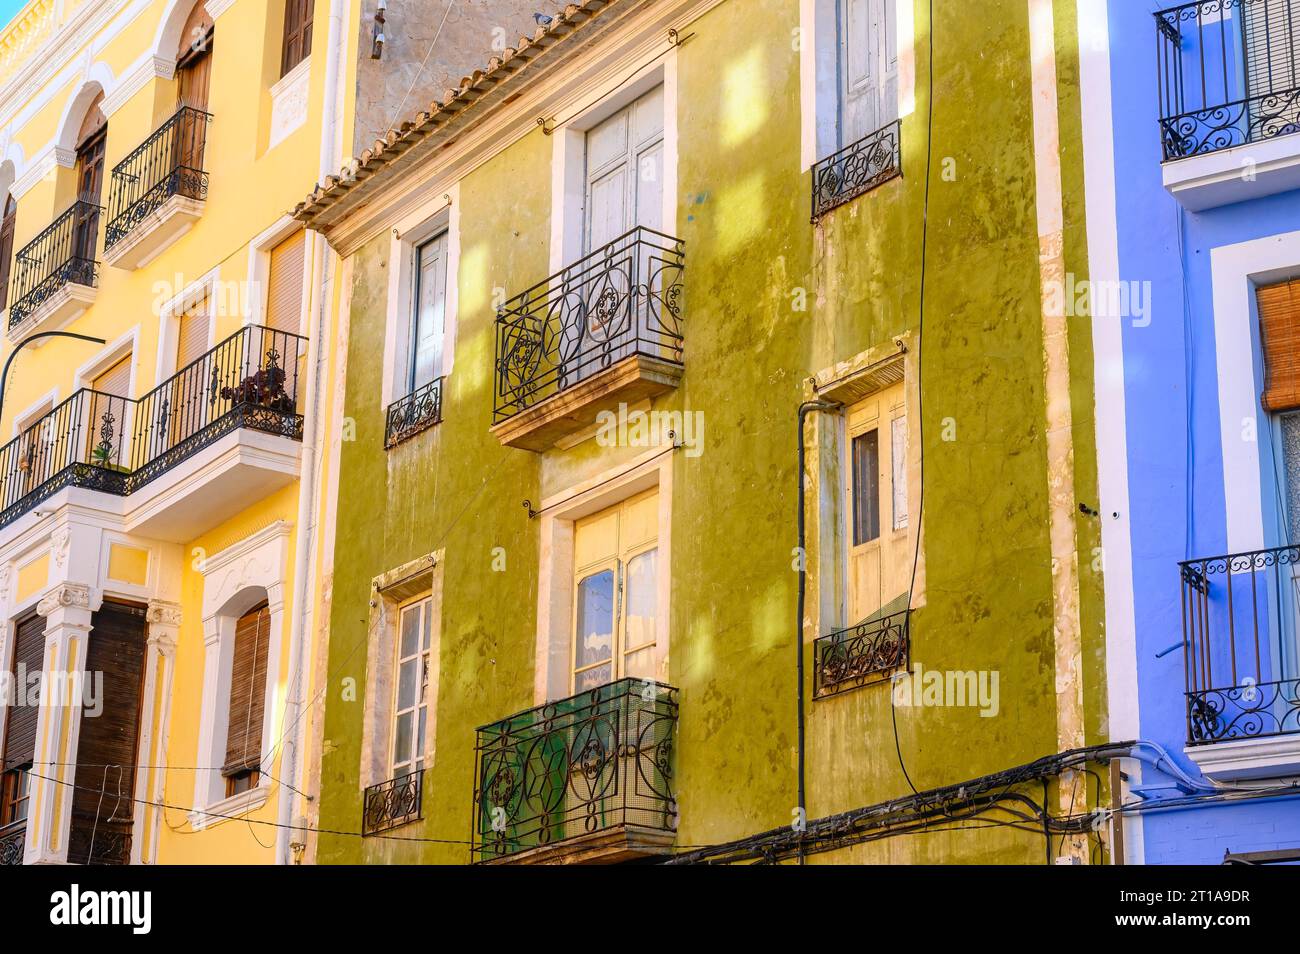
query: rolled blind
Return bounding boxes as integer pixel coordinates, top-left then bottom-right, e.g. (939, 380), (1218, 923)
(265, 230), (305, 336)
(1258, 278), (1300, 412)
(92, 354), (132, 398)
(223, 602), (270, 776)
(2, 612), (45, 771)
(176, 297), (210, 370)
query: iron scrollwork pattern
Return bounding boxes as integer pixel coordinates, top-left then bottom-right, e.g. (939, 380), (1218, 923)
(493, 227), (685, 423)
(7, 200), (102, 328)
(384, 377), (444, 448)
(0, 325), (307, 531)
(105, 106), (212, 249)
(362, 770), (423, 835)
(0, 822), (24, 865)
(1155, 0), (1300, 160)
(472, 678), (679, 861)
(1181, 543), (1300, 745)
(814, 609), (910, 698)
(811, 119), (902, 219)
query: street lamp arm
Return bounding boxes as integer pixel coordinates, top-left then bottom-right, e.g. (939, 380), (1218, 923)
(0, 330), (108, 423)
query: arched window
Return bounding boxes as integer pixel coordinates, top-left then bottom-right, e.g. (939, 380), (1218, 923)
(73, 92), (107, 264)
(0, 195), (16, 312)
(224, 601), (270, 797)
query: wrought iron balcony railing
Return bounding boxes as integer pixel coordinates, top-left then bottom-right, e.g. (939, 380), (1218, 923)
(384, 376), (443, 448)
(493, 227), (684, 423)
(0, 324), (305, 530)
(7, 200), (101, 328)
(472, 678), (678, 862)
(1181, 544), (1300, 744)
(1156, 0), (1300, 160)
(0, 820), (24, 865)
(811, 119), (902, 219)
(362, 770), (423, 835)
(105, 106), (211, 250)
(813, 608), (909, 698)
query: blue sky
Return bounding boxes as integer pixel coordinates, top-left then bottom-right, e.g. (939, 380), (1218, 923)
(0, 1), (27, 32)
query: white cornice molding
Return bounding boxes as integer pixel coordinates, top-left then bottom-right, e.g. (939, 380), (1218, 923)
(0, 0), (150, 134)
(200, 519), (293, 577)
(101, 51), (163, 117)
(8, 142), (67, 197)
(205, 0), (237, 19)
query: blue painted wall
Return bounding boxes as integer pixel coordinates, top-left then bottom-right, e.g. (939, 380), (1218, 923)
(1104, 0), (1300, 863)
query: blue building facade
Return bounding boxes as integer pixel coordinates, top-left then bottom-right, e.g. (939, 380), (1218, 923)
(1082, 0), (1300, 863)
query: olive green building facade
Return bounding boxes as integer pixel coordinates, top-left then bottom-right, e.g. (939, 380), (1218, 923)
(295, 0), (1114, 865)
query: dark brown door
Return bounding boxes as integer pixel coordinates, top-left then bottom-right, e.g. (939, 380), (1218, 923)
(73, 123), (106, 266)
(67, 600), (147, 866)
(175, 7), (213, 175)
(0, 195), (15, 311)
(1, 612), (45, 833)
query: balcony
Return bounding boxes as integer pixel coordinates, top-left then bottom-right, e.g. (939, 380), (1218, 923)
(384, 377), (443, 448)
(491, 227), (684, 452)
(810, 119), (902, 219)
(813, 608), (909, 699)
(361, 770), (423, 835)
(0, 821), (23, 865)
(1180, 544), (1300, 779)
(5, 200), (100, 341)
(104, 106), (211, 270)
(0, 325), (305, 541)
(1156, 0), (1300, 208)
(472, 678), (678, 864)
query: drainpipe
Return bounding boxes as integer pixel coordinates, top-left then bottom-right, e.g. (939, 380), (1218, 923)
(275, 0), (347, 866)
(796, 398), (840, 864)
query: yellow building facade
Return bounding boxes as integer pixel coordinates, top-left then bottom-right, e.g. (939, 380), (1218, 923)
(0, 0), (350, 865)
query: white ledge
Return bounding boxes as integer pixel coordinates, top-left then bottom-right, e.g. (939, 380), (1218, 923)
(1164, 132), (1300, 211)
(1185, 734), (1300, 781)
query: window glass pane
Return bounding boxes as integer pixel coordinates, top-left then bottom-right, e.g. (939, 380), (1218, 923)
(393, 712), (412, 769)
(624, 646), (654, 680)
(852, 429), (880, 544)
(574, 570), (615, 673)
(891, 415), (908, 531)
(625, 549), (657, 650)
(400, 605), (420, 658)
(575, 663), (613, 693)
(423, 600), (433, 651)
(416, 708), (426, 770)
(397, 658), (417, 710)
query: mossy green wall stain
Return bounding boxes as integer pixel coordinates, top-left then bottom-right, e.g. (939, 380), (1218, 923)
(317, 0), (1108, 865)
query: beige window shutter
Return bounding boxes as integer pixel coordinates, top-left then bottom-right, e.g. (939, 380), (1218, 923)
(92, 354), (132, 398)
(1258, 278), (1300, 412)
(264, 230), (305, 335)
(176, 296), (211, 370)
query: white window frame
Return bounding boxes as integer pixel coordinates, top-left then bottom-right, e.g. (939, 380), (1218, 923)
(389, 594), (433, 779)
(800, 0), (915, 171)
(154, 267), (220, 382)
(380, 188), (459, 411)
(548, 59), (678, 276)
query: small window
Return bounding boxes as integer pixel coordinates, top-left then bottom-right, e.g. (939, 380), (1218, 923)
(390, 597), (432, 779)
(0, 767), (30, 825)
(836, 0), (898, 147)
(280, 0), (313, 78)
(851, 429), (880, 545)
(223, 602), (270, 794)
(265, 230), (305, 335)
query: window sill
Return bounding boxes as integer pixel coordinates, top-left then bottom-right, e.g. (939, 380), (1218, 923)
(1163, 132), (1300, 211)
(187, 784), (271, 831)
(1185, 733), (1300, 781)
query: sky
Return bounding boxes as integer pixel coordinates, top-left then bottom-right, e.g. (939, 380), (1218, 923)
(0, 1), (26, 32)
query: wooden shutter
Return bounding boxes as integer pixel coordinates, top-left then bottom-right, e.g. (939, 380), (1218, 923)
(223, 603), (270, 776)
(0, 195), (15, 312)
(2, 612), (46, 771)
(280, 0), (313, 77)
(264, 230), (305, 335)
(1259, 279), (1300, 412)
(67, 600), (146, 866)
(92, 354), (132, 398)
(176, 297), (210, 370)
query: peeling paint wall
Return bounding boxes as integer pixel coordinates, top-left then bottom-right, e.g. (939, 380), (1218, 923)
(316, 0), (1107, 864)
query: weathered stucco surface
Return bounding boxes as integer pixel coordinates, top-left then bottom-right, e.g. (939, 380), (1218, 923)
(317, 0), (1107, 864)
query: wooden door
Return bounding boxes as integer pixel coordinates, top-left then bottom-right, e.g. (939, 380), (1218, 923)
(67, 600), (147, 865)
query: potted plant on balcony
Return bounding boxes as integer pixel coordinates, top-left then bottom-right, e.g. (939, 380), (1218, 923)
(220, 363), (294, 414)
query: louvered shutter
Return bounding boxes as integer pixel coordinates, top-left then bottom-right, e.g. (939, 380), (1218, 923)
(0, 196), (15, 312)
(1259, 278), (1300, 412)
(264, 231), (305, 335)
(281, 0), (313, 77)
(92, 354), (132, 398)
(2, 612), (46, 771)
(223, 603), (270, 776)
